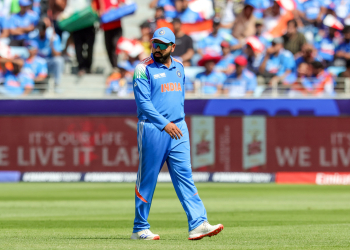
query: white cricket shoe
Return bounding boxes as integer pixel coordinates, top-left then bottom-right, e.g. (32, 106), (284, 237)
(188, 221), (224, 240)
(130, 229), (160, 240)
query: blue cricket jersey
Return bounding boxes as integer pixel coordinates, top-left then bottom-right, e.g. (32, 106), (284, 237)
(133, 54), (185, 131)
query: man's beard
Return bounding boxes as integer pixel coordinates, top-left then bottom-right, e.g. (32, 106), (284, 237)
(153, 50), (171, 63)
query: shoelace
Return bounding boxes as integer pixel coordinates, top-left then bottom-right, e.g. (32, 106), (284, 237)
(203, 221), (210, 231)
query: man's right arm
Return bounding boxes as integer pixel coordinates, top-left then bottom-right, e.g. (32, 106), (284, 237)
(133, 64), (170, 131)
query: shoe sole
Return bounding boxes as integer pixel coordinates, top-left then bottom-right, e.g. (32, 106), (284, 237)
(188, 224), (224, 240)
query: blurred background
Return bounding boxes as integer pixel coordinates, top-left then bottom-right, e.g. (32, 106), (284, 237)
(1, 0), (350, 185)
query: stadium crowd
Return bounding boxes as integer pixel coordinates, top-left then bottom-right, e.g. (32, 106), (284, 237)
(0, 0), (350, 97)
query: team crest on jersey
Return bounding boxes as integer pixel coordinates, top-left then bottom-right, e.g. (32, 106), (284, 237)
(159, 30), (165, 35)
(177, 71), (181, 78)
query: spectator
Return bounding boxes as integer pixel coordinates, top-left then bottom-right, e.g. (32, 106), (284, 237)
(32, 20), (64, 91)
(0, 59), (34, 96)
(232, 0), (256, 42)
(151, 0), (177, 19)
(325, 0), (350, 23)
(309, 60), (334, 95)
(254, 19), (271, 49)
(32, 0), (42, 17)
(195, 53), (226, 95)
(22, 40), (48, 83)
(8, 0), (39, 46)
(295, 0), (326, 27)
(105, 61), (133, 96)
(338, 59), (350, 78)
(335, 26), (350, 64)
(72, 26), (95, 76)
(314, 26), (341, 66)
(148, 6), (165, 34)
(95, 0), (123, 69)
(175, 0), (203, 24)
(215, 41), (235, 75)
(259, 37), (296, 85)
(223, 55), (257, 97)
(245, 36), (265, 75)
(295, 43), (322, 67)
(48, 0), (67, 39)
(139, 21), (152, 56)
(253, 0), (271, 19)
(171, 18), (194, 66)
(283, 19), (306, 55)
(289, 62), (313, 96)
(197, 17), (240, 55)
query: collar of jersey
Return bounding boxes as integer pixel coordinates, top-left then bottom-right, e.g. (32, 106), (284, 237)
(151, 54), (177, 70)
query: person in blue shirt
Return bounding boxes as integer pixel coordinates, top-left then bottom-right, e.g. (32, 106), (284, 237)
(314, 26), (342, 66)
(295, 43), (322, 67)
(215, 41), (236, 75)
(32, 0), (41, 17)
(196, 53), (227, 95)
(0, 58), (34, 96)
(131, 27), (223, 240)
(22, 40), (48, 83)
(174, 0), (203, 24)
(32, 20), (64, 92)
(224, 55), (257, 97)
(335, 26), (350, 63)
(197, 18), (241, 55)
(254, 19), (271, 49)
(8, 0), (39, 46)
(105, 61), (133, 96)
(259, 37), (296, 85)
(296, 0), (326, 26)
(252, 0), (271, 19)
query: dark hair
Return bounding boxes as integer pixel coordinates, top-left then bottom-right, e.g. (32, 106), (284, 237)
(287, 19), (298, 28)
(37, 20), (47, 31)
(311, 61), (323, 70)
(155, 6), (164, 12)
(172, 17), (181, 24)
(343, 25), (350, 34)
(140, 21), (150, 29)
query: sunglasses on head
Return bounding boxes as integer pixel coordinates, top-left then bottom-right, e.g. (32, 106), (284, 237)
(152, 42), (172, 50)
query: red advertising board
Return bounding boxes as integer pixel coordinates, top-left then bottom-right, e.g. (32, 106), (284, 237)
(1, 116), (350, 172)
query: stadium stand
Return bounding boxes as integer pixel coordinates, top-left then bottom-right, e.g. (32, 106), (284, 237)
(0, 0), (350, 98)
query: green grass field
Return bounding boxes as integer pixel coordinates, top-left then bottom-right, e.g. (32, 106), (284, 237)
(1, 183), (350, 250)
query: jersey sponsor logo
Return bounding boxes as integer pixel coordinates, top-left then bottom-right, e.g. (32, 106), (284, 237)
(161, 82), (182, 93)
(153, 73), (166, 79)
(176, 70), (181, 78)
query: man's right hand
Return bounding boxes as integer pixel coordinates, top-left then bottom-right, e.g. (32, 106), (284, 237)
(164, 123), (183, 140)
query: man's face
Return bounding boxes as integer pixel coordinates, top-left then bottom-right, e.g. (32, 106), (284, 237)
(236, 64), (244, 75)
(287, 23), (297, 35)
(244, 5), (253, 18)
(344, 32), (350, 41)
(221, 46), (230, 56)
(173, 22), (181, 33)
(204, 61), (215, 72)
(152, 39), (175, 64)
(272, 43), (283, 53)
(141, 27), (150, 36)
(155, 9), (164, 19)
(212, 23), (220, 33)
(175, 0), (183, 12)
(29, 48), (37, 57)
(246, 45), (254, 57)
(255, 24), (263, 35)
(20, 5), (29, 14)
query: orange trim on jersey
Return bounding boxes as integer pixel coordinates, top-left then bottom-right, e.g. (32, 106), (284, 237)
(173, 57), (183, 66)
(135, 186), (148, 203)
(140, 57), (154, 66)
(194, 192), (198, 196)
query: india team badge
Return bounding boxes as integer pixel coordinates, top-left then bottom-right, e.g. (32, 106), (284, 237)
(159, 30), (165, 35)
(177, 70), (181, 78)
